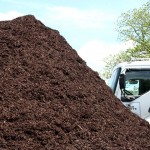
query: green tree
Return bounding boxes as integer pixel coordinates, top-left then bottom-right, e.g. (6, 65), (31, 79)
(102, 2), (150, 79)
(117, 2), (150, 54)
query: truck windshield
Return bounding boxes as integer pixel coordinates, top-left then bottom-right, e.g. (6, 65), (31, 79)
(125, 69), (150, 96)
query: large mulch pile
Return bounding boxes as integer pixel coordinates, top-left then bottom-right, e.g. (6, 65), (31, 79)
(0, 15), (150, 150)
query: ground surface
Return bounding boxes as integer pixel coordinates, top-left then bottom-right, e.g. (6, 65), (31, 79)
(0, 15), (150, 150)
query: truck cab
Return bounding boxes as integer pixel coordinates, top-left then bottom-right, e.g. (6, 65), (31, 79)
(108, 59), (150, 123)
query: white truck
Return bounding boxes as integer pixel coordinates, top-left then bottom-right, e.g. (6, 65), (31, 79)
(108, 58), (150, 123)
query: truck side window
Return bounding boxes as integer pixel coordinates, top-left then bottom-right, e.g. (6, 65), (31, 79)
(124, 69), (150, 97)
(125, 79), (139, 96)
(109, 67), (121, 93)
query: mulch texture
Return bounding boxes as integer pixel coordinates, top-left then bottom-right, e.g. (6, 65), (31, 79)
(0, 15), (150, 150)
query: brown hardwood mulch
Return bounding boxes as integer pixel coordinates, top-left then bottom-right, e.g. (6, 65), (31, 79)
(0, 15), (150, 150)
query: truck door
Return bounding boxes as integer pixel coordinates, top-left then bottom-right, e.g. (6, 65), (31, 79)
(120, 69), (150, 119)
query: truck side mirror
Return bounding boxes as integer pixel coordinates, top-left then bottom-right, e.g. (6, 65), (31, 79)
(119, 74), (125, 89)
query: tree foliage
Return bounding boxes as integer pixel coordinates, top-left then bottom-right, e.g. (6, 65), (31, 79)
(117, 2), (150, 53)
(102, 2), (150, 79)
(102, 50), (131, 79)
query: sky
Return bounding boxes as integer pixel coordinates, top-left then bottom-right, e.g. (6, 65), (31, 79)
(0, 0), (149, 74)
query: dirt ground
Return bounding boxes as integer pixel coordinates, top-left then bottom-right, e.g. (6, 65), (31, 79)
(0, 15), (150, 150)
